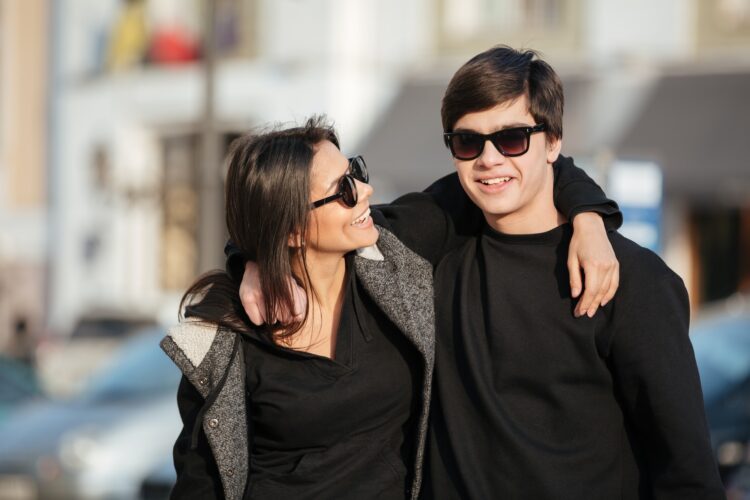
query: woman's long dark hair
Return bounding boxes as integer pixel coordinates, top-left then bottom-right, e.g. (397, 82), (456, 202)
(179, 116), (339, 341)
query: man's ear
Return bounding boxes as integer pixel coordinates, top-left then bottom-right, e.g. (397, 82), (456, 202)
(546, 137), (562, 164)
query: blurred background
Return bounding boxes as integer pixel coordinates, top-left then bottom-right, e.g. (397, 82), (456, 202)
(0, 0), (749, 498)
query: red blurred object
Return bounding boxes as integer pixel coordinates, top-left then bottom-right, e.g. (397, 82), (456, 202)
(148, 27), (200, 64)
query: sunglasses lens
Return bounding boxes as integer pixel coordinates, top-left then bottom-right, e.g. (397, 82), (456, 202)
(341, 176), (357, 207)
(493, 129), (528, 156)
(350, 157), (368, 183)
(450, 134), (483, 160)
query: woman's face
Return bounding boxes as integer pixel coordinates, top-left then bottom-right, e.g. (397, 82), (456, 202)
(305, 140), (379, 256)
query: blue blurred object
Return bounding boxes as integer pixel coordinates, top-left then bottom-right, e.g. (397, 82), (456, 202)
(0, 356), (44, 424)
(690, 303), (750, 488)
(0, 327), (181, 500)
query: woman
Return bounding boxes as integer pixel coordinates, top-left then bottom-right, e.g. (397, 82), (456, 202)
(162, 117), (618, 499)
(163, 118), (435, 500)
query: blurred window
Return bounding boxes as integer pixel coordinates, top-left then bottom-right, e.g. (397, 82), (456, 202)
(696, 0), (750, 49)
(438, 0), (580, 54)
(691, 208), (744, 305)
(161, 134), (199, 291)
(160, 131), (241, 291)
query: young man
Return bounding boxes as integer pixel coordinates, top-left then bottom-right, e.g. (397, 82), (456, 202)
(423, 46), (723, 499)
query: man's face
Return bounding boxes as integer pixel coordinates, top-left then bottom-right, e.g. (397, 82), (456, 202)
(451, 95), (562, 229)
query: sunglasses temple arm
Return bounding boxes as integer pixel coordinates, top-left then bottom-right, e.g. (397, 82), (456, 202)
(311, 192), (344, 209)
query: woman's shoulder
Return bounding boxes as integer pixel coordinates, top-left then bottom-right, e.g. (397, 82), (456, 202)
(161, 321), (239, 376)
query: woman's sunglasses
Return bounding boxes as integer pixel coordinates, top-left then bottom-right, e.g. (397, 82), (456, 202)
(311, 155), (369, 209)
(443, 123), (546, 161)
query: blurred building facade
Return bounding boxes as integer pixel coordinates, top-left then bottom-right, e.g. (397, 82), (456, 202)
(46, 0), (432, 333)
(0, 0), (48, 360)
(16, 0), (750, 337)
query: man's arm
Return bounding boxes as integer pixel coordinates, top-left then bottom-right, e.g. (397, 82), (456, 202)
(375, 155), (622, 265)
(606, 254), (724, 498)
(228, 155), (622, 322)
(552, 155), (622, 231)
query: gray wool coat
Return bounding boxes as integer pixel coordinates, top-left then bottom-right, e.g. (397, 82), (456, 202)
(161, 227), (436, 500)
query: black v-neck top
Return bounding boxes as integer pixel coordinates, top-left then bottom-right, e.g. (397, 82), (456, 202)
(242, 257), (422, 499)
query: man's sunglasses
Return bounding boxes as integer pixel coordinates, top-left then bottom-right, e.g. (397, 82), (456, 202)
(443, 124), (546, 161)
(311, 155), (369, 209)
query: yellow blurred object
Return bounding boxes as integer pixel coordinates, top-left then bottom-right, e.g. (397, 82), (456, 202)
(106, 0), (148, 72)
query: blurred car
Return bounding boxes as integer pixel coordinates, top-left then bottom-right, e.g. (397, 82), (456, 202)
(0, 327), (182, 500)
(0, 356), (44, 425)
(691, 301), (750, 487)
(36, 313), (158, 397)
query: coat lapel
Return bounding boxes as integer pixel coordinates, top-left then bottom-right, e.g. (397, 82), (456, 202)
(354, 226), (435, 364)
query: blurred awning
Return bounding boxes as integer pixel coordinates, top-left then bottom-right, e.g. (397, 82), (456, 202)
(615, 71), (750, 204)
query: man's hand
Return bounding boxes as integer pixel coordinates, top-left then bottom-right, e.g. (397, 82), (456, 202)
(239, 261), (307, 325)
(568, 213), (619, 318)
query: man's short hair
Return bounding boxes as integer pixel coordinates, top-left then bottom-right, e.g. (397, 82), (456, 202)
(441, 45), (564, 142)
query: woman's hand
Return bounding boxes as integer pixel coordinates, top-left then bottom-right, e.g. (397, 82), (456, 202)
(240, 261), (307, 325)
(568, 213), (620, 318)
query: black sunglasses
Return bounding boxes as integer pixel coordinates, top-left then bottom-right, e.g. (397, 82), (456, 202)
(311, 155), (369, 209)
(443, 124), (546, 160)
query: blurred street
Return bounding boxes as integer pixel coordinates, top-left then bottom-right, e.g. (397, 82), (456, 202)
(1, 0), (749, 498)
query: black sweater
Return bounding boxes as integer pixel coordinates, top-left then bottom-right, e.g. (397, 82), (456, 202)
(424, 224), (724, 500)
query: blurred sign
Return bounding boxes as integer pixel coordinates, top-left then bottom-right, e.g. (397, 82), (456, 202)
(608, 160), (663, 253)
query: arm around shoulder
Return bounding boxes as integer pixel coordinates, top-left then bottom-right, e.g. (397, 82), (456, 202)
(553, 155), (622, 231)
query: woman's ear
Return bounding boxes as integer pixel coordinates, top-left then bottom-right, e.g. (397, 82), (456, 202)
(288, 232), (304, 248)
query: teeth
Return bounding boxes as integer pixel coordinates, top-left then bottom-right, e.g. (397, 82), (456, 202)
(351, 208), (371, 225)
(480, 177), (511, 185)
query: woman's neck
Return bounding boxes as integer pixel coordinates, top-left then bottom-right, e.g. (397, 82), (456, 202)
(288, 249), (348, 357)
(298, 249), (348, 311)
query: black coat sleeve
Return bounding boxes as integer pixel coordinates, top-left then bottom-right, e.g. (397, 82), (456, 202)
(552, 155), (622, 231)
(170, 376), (225, 500)
(605, 250), (724, 499)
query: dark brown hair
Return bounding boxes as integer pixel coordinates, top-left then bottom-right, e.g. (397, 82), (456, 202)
(180, 116), (339, 341)
(441, 45), (563, 142)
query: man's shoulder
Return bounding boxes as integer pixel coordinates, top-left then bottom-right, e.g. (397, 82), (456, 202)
(608, 231), (685, 291)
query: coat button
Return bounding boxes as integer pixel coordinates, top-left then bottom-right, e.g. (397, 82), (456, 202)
(208, 418), (219, 428)
(199, 377), (208, 386)
(226, 468), (234, 477)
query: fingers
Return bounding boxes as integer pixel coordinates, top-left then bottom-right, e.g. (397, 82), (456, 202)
(585, 267), (612, 318)
(290, 280), (308, 321)
(600, 262), (620, 307)
(275, 277), (308, 325)
(574, 263), (601, 318)
(240, 285), (266, 324)
(240, 261), (266, 324)
(574, 261), (618, 318)
(568, 256), (583, 299)
(238, 260), (309, 326)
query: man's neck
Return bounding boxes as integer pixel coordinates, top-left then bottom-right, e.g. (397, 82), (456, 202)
(484, 180), (566, 235)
